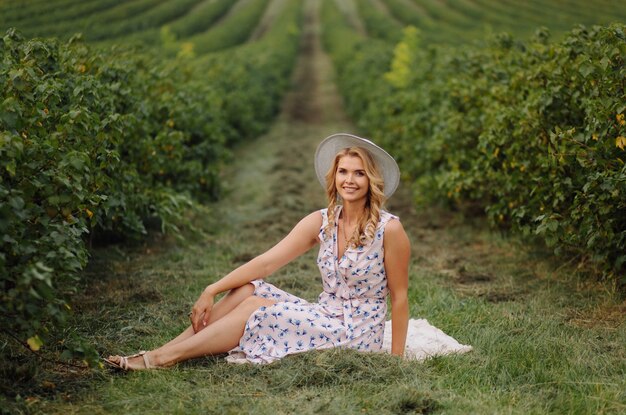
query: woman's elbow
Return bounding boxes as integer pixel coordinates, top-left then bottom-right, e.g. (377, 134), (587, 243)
(253, 254), (277, 279)
(390, 290), (408, 307)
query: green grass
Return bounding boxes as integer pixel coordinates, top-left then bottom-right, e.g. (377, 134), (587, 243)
(5, 192), (624, 414)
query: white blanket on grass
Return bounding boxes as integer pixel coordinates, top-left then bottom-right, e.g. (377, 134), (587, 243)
(382, 318), (472, 360)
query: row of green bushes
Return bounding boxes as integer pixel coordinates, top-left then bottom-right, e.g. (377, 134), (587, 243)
(322, 0), (626, 280)
(187, 0), (271, 55)
(1, 0), (165, 39)
(0, 0), (122, 29)
(163, 0), (234, 40)
(355, 0), (402, 43)
(378, 0), (626, 43)
(81, 0), (200, 42)
(0, 0), (234, 47)
(0, 0), (302, 360)
(105, 0), (235, 49)
(188, 0), (302, 144)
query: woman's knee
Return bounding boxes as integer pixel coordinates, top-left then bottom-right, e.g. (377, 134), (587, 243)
(226, 283), (255, 300)
(238, 295), (275, 313)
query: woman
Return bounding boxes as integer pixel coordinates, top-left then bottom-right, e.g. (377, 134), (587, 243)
(106, 133), (410, 369)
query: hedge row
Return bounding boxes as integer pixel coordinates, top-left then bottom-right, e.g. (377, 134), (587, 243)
(1, 0), (165, 39)
(322, 0), (626, 280)
(0, 0), (301, 359)
(187, 0), (271, 55)
(0, 0), (123, 30)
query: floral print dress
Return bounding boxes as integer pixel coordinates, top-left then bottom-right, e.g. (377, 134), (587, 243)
(226, 206), (399, 364)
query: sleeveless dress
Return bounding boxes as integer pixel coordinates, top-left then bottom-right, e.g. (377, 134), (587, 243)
(226, 206), (398, 364)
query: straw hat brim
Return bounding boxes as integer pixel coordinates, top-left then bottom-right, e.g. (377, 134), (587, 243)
(314, 133), (400, 199)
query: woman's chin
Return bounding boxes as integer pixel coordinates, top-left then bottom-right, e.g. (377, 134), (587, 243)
(340, 194), (367, 204)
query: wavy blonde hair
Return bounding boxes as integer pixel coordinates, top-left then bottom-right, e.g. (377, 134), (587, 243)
(324, 147), (386, 247)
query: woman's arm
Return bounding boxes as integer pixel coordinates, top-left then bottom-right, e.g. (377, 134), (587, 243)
(191, 211), (322, 330)
(384, 219), (411, 356)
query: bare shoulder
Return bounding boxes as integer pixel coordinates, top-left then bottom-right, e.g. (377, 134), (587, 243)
(289, 210), (323, 241)
(385, 217), (407, 237)
(300, 210), (323, 227)
(383, 217), (410, 251)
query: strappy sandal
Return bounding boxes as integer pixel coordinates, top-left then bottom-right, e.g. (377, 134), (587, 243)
(104, 351), (155, 371)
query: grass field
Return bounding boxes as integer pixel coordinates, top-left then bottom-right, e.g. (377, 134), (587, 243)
(1, 0), (626, 414)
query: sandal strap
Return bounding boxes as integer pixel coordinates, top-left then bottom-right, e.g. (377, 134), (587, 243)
(118, 350), (149, 370)
(142, 352), (153, 369)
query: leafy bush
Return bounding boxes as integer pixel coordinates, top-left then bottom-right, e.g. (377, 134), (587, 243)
(188, 0), (271, 55)
(0, 31), (202, 360)
(0, 0), (302, 360)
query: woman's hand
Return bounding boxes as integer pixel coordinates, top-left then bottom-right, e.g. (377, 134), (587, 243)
(186, 212), (322, 332)
(190, 289), (215, 333)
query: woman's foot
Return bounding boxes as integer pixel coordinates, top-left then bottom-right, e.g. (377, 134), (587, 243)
(104, 351), (157, 371)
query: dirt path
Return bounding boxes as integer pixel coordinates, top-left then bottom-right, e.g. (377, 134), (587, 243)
(220, 0), (512, 301)
(213, 0), (357, 298)
(152, 0), (525, 311)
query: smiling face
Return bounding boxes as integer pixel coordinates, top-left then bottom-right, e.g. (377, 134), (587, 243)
(335, 155), (370, 204)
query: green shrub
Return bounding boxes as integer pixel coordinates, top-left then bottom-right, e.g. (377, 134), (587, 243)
(0, 0), (302, 361)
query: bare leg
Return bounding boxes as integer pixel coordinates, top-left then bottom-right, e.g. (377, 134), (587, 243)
(108, 295), (275, 369)
(161, 283), (256, 348)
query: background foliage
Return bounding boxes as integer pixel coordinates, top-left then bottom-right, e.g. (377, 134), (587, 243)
(0, 0), (302, 362)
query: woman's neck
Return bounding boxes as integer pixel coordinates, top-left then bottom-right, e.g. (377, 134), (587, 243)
(341, 200), (366, 225)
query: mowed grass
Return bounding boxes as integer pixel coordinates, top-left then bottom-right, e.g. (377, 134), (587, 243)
(14, 204), (626, 414)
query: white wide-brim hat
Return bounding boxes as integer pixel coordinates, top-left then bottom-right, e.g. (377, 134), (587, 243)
(314, 133), (400, 199)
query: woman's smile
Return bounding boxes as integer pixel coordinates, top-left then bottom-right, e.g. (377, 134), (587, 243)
(336, 155), (369, 202)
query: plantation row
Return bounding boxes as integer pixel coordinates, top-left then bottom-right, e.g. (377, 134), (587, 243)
(0, 0), (254, 49)
(0, 0), (276, 56)
(322, 0), (626, 280)
(4, 0), (626, 47)
(0, 0), (303, 357)
(345, 0), (626, 45)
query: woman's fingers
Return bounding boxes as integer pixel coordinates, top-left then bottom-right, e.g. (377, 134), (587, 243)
(191, 309), (211, 332)
(192, 311), (205, 332)
(190, 306), (203, 332)
(190, 293), (214, 332)
(189, 311), (200, 333)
